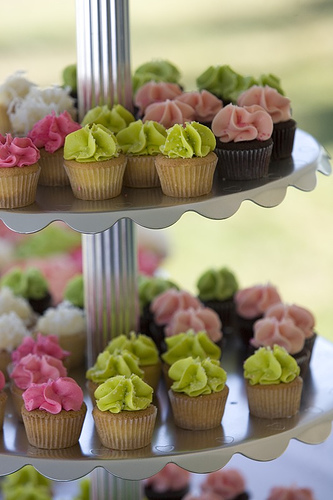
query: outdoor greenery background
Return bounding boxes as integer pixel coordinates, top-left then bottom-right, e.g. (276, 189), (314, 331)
(0, 0), (333, 340)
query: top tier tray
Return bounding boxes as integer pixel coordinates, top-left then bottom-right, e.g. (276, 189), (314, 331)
(0, 129), (331, 235)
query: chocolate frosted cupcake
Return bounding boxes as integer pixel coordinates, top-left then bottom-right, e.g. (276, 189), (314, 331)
(212, 104), (273, 180)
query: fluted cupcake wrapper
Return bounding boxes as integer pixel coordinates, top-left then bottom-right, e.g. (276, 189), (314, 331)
(92, 404), (157, 450)
(38, 147), (69, 186)
(0, 164), (40, 208)
(168, 385), (229, 430)
(215, 142), (272, 180)
(271, 119), (296, 160)
(155, 152), (217, 198)
(245, 377), (303, 419)
(21, 403), (87, 449)
(123, 155), (160, 188)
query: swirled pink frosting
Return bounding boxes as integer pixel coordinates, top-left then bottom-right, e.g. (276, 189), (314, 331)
(10, 353), (67, 390)
(0, 370), (5, 391)
(144, 464), (190, 493)
(134, 81), (183, 116)
(165, 307), (222, 343)
(150, 289), (202, 326)
(265, 303), (315, 339)
(235, 284), (281, 320)
(28, 110), (81, 153)
(143, 99), (195, 128)
(201, 469), (246, 500)
(237, 85), (292, 124)
(22, 376), (83, 414)
(0, 134), (40, 167)
(211, 103), (273, 142)
(267, 485), (315, 500)
(11, 333), (70, 364)
(251, 316), (305, 354)
(175, 90), (223, 122)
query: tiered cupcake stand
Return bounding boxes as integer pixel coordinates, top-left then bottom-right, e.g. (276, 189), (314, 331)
(0, 1), (332, 498)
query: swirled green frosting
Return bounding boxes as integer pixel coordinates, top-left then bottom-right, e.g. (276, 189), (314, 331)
(81, 104), (135, 133)
(244, 345), (300, 386)
(196, 65), (256, 103)
(159, 122), (216, 159)
(169, 356), (227, 397)
(197, 267), (239, 301)
(2, 465), (51, 500)
(132, 59), (181, 94)
(94, 374), (153, 413)
(105, 331), (159, 366)
(1, 267), (48, 300)
(116, 120), (167, 155)
(64, 274), (84, 308)
(162, 330), (221, 365)
(86, 349), (143, 383)
(257, 73), (285, 95)
(138, 274), (179, 312)
(64, 123), (120, 162)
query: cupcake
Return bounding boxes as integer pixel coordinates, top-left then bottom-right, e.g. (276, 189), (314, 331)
(0, 369), (7, 429)
(132, 59), (182, 95)
(237, 85), (296, 160)
(143, 100), (195, 128)
(35, 302), (86, 369)
(1, 266), (52, 315)
(63, 123), (127, 201)
(155, 121), (217, 198)
(27, 110), (81, 186)
(11, 333), (70, 365)
(63, 273), (84, 309)
(0, 310), (31, 379)
(0, 134), (40, 208)
(21, 376), (86, 449)
(196, 266), (239, 331)
(175, 90), (223, 127)
(0, 286), (36, 327)
(81, 103), (135, 133)
(165, 307), (222, 345)
(244, 344), (303, 419)
(86, 349), (144, 403)
(116, 120), (167, 187)
(168, 356), (228, 430)
(9, 352), (67, 418)
(143, 463), (191, 500)
(104, 332), (161, 391)
(200, 468), (250, 500)
(211, 104), (273, 180)
(134, 81), (183, 117)
(266, 485), (315, 500)
(92, 374), (157, 450)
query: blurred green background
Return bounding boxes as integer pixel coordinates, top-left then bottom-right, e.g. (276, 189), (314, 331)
(0, 0), (333, 340)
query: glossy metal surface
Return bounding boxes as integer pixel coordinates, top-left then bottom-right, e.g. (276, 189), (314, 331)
(0, 130), (330, 235)
(1, 336), (332, 481)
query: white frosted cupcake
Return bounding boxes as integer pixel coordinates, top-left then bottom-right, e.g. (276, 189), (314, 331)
(0, 310), (31, 379)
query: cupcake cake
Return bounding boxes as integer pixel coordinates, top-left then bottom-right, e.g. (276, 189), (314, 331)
(266, 485), (315, 500)
(116, 120), (167, 187)
(134, 81), (183, 117)
(27, 110), (81, 186)
(155, 121), (217, 198)
(0, 134), (40, 208)
(92, 374), (157, 450)
(0, 310), (31, 379)
(0, 369), (7, 429)
(200, 468), (250, 500)
(211, 104), (273, 180)
(244, 344), (303, 419)
(1, 266), (52, 315)
(35, 302), (86, 369)
(21, 376), (86, 449)
(143, 463), (191, 500)
(168, 356), (228, 430)
(63, 123), (127, 201)
(237, 85), (296, 160)
(81, 103), (134, 133)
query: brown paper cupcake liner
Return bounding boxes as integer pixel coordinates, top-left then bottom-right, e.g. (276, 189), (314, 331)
(155, 152), (217, 198)
(245, 377), (303, 419)
(92, 404), (157, 450)
(0, 391), (7, 429)
(64, 155), (127, 200)
(123, 155), (160, 188)
(168, 385), (229, 430)
(0, 163), (40, 208)
(215, 140), (272, 180)
(21, 403), (87, 449)
(271, 119), (296, 160)
(38, 147), (69, 186)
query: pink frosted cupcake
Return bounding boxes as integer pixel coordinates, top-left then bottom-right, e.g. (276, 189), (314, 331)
(21, 376), (86, 449)
(237, 85), (296, 160)
(266, 485), (315, 500)
(0, 134), (40, 208)
(143, 463), (191, 500)
(211, 103), (273, 180)
(175, 89), (223, 127)
(143, 99), (195, 128)
(11, 333), (70, 365)
(201, 468), (250, 500)
(28, 110), (81, 186)
(165, 307), (222, 345)
(0, 369), (7, 429)
(134, 81), (182, 117)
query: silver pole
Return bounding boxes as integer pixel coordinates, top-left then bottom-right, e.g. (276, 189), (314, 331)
(76, 1), (141, 497)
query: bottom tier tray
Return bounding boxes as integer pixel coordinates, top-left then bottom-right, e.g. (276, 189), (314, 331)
(0, 336), (332, 482)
